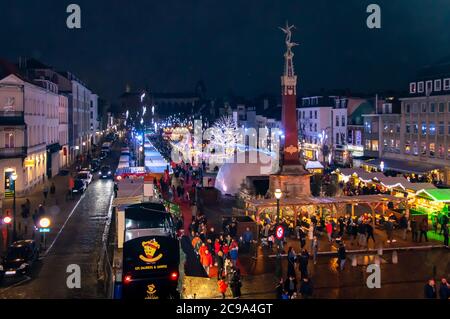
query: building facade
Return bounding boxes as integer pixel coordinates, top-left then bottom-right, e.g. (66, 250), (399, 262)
(0, 74), (60, 196)
(19, 59), (96, 164)
(297, 96), (333, 162)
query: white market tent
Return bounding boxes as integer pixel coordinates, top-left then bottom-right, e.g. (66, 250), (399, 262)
(305, 161), (324, 170)
(214, 152), (277, 195)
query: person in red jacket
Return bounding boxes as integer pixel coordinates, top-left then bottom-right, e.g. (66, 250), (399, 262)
(218, 278), (228, 299)
(326, 221), (333, 242)
(198, 242), (208, 258)
(201, 249), (213, 276)
(222, 243), (230, 256)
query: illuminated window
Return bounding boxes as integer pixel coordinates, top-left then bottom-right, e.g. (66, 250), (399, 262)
(429, 143), (435, 157)
(413, 141), (418, 156)
(371, 140), (379, 151)
(4, 132), (14, 148)
(421, 122), (427, 135)
(409, 83), (416, 93)
(429, 122), (435, 135)
(421, 142), (427, 155)
(405, 141), (411, 154)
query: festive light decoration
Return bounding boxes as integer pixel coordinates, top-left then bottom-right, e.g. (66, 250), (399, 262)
(210, 115), (242, 158)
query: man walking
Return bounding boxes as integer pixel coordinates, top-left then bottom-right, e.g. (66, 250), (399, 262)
(419, 218), (429, 242)
(43, 184), (49, 203)
(337, 242), (346, 271)
(399, 214), (408, 240)
(298, 249), (309, 280)
(312, 236), (319, 265)
(242, 227), (253, 253)
(385, 218), (395, 243)
(366, 222), (375, 246)
(411, 218), (418, 242)
(443, 224), (449, 247)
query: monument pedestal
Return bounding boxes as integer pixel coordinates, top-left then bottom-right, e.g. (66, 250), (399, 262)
(269, 165), (311, 198)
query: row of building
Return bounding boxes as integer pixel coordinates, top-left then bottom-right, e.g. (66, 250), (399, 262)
(0, 57), (113, 197)
(297, 57), (450, 186)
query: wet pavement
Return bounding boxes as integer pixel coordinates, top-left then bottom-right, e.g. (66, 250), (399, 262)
(0, 145), (120, 299)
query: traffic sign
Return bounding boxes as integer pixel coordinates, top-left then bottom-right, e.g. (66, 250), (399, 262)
(3, 216), (12, 224)
(276, 226), (284, 239)
(39, 228), (50, 233)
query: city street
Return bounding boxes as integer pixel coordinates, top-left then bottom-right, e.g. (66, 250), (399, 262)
(0, 145), (120, 298)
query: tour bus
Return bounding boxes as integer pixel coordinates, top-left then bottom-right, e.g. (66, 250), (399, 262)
(121, 202), (180, 299)
(118, 154), (130, 169)
(102, 142), (112, 153)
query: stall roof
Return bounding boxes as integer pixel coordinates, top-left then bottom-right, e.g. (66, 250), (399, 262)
(416, 188), (450, 202)
(246, 194), (404, 209)
(378, 176), (409, 188)
(363, 158), (443, 174)
(334, 168), (386, 182)
(335, 168), (367, 177)
(358, 171), (386, 182)
(403, 182), (436, 192)
(305, 161), (324, 170)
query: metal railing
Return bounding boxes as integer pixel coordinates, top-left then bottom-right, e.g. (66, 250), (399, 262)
(0, 146), (27, 158)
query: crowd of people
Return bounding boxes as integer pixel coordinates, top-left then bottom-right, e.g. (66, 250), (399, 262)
(189, 213), (243, 298)
(340, 181), (387, 196)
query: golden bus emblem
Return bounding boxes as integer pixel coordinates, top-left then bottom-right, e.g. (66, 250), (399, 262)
(139, 239), (163, 263)
(285, 144), (298, 155)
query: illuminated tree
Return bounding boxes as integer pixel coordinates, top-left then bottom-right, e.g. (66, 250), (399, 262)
(210, 115), (242, 157)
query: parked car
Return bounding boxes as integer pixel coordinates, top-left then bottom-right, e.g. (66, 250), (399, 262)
(0, 240), (39, 280)
(76, 171), (93, 185)
(99, 165), (113, 179)
(72, 178), (87, 194)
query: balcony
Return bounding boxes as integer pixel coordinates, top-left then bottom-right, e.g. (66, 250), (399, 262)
(0, 147), (27, 159)
(0, 111), (25, 126)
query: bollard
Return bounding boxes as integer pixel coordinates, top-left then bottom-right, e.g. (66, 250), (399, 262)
(392, 250), (398, 264)
(351, 255), (357, 267)
(377, 247), (383, 256)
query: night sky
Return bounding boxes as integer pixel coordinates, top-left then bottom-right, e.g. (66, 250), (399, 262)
(1, 0), (449, 101)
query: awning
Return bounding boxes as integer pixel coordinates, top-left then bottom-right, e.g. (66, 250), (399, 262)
(416, 188), (450, 202)
(364, 158), (444, 175)
(305, 161), (324, 170)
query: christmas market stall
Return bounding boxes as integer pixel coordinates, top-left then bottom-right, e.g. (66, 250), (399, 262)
(410, 188), (450, 226)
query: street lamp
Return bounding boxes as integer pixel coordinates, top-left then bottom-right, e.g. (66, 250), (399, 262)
(11, 172), (17, 242)
(39, 217), (51, 250)
(274, 188), (282, 225)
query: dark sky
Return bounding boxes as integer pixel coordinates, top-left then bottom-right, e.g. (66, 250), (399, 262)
(1, 0), (449, 101)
